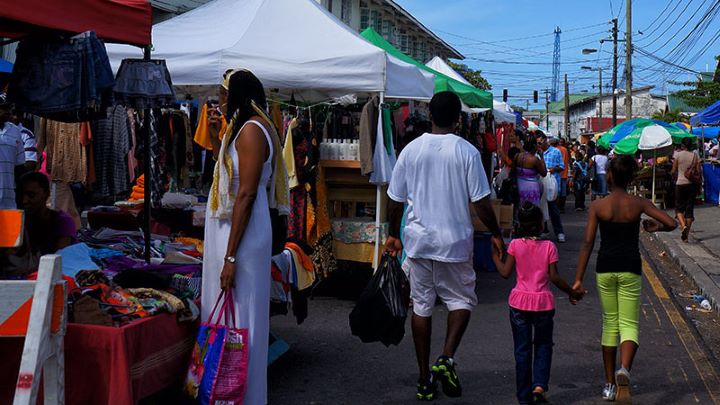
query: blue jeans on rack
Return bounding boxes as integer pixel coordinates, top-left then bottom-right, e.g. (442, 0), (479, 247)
(510, 307), (555, 404)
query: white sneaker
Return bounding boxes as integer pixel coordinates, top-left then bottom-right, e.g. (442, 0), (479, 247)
(602, 383), (617, 401)
(557, 233), (566, 243)
(615, 368), (631, 401)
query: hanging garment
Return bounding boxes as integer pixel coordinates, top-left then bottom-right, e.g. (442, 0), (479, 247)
(113, 59), (175, 110)
(308, 166), (336, 278)
(369, 108), (396, 185)
(127, 109), (138, 182)
(193, 103), (227, 150)
(9, 32), (115, 122)
(358, 96), (379, 176)
(283, 118), (299, 189)
(92, 105), (130, 197)
(37, 119), (88, 183)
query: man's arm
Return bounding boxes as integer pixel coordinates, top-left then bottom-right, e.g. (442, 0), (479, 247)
(385, 199), (404, 256)
(472, 197), (501, 237)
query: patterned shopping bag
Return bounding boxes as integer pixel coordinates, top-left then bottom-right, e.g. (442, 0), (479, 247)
(185, 290), (248, 405)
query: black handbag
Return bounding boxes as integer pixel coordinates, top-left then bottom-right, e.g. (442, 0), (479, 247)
(269, 208), (287, 256)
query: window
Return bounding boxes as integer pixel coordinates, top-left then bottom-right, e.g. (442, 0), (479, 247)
(381, 19), (394, 43)
(360, 5), (369, 29)
(370, 10), (381, 32)
(418, 41), (426, 62)
(399, 30), (408, 53)
(341, 0), (352, 25)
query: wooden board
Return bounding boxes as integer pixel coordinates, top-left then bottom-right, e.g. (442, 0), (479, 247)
(471, 200), (514, 232)
(320, 160), (361, 169)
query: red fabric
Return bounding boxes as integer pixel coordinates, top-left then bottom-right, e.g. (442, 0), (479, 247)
(0, 0), (151, 46)
(1, 314), (197, 405)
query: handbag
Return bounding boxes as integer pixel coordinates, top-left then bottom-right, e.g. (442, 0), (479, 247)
(684, 154), (702, 186)
(185, 290), (249, 405)
(270, 207), (287, 256)
(543, 174), (558, 202)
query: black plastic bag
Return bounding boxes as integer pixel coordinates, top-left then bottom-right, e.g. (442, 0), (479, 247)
(349, 253), (410, 346)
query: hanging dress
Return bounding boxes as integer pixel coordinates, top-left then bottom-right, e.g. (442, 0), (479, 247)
(202, 120), (273, 405)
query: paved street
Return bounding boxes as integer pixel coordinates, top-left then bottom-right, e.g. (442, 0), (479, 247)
(268, 208), (720, 404)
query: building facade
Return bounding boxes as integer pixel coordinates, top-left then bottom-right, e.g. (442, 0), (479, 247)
(317, 0), (462, 62)
(567, 86), (666, 137)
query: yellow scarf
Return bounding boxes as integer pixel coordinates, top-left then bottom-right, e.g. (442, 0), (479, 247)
(209, 102), (290, 219)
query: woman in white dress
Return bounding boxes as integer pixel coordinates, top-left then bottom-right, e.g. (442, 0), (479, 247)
(202, 69), (277, 405)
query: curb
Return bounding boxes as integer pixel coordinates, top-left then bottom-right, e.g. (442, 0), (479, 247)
(647, 231), (720, 313)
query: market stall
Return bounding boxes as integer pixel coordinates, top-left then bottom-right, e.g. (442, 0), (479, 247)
(691, 99), (720, 203)
(106, 0), (438, 269)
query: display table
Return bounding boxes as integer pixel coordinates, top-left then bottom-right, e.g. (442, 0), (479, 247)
(703, 162), (720, 205)
(1, 314), (197, 405)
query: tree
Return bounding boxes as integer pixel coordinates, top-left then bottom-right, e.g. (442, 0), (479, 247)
(672, 55), (720, 108)
(447, 61), (491, 90)
(651, 109), (683, 123)
(510, 105), (526, 112)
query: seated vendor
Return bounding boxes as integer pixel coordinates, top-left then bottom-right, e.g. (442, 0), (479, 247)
(18, 172), (77, 255)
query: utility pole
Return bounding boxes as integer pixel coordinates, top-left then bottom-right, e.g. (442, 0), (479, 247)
(612, 18), (618, 126)
(546, 91), (550, 130)
(564, 74), (570, 138)
(598, 68), (603, 132)
(625, 0), (632, 119)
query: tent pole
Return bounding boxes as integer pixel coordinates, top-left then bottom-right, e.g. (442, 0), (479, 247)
(374, 92), (385, 270)
(143, 46), (152, 263)
(652, 149), (657, 205)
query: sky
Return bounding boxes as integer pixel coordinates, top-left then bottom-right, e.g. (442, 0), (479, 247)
(395, 0), (720, 109)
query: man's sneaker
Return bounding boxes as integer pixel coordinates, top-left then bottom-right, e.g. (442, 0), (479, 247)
(615, 368), (631, 402)
(431, 356), (462, 397)
(557, 233), (566, 243)
(416, 378), (437, 401)
(602, 383), (617, 401)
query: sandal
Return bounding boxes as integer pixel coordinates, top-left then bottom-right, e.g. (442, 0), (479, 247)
(681, 227), (689, 242)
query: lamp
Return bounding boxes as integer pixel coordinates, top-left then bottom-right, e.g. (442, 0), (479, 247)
(582, 48), (598, 55)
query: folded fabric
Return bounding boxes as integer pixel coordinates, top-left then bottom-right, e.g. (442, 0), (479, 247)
(57, 243), (99, 278)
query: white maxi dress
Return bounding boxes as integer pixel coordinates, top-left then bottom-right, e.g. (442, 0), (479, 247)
(202, 120), (272, 405)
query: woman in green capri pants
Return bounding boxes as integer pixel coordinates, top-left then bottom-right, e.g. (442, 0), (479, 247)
(573, 155), (677, 402)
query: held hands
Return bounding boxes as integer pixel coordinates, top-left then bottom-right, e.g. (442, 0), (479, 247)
(220, 261), (236, 290)
(384, 236), (403, 257)
(569, 280), (587, 305)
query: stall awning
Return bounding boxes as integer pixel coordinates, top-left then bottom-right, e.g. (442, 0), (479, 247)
(690, 99), (720, 127)
(0, 0), (152, 46)
(361, 28), (493, 108)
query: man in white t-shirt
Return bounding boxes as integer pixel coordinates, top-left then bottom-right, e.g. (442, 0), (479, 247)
(385, 91), (503, 401)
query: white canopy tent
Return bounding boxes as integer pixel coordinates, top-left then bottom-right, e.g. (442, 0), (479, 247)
(106, 0), (434, 100)
(425, 56), (516, 124)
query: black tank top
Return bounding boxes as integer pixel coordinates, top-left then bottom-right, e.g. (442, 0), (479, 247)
(596, 220), (642, 275)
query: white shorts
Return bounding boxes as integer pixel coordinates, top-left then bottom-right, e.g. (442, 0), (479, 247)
(403, 257), (478, 317)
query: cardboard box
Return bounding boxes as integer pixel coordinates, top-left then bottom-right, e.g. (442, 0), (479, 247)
(471, 199), (513, 232)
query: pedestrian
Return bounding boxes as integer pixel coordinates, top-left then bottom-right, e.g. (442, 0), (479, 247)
(492, 202), (583, 404)
(536, 134), (565, 243)
(385, 91), (504, 401)
(558, 138), (571, 213)
(573, 155), (677, 402)
(0, 94), (26, 209)
(514, 136), (547, 207)
(590, 146), (609, 200)
(572, 151), (589, 211)
(202, 69), (287, 405)
(672, 137), (702, 242)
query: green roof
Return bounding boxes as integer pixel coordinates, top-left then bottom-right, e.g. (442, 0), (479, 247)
(667, 94), (704, 113)
(547, 94), (597, 113)
(360, 28), (492, 108)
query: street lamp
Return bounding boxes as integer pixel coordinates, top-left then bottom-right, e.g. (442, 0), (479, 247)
(582, 48), (598, 55)
(581, 66), (603, 132)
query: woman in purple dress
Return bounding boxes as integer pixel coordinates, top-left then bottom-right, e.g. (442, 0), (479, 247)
(514, 135), (547, 206)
